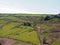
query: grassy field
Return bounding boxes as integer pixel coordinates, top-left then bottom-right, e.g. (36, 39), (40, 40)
(0, 14), (60, 45)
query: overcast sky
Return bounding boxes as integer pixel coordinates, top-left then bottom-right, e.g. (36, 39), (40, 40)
(0, 0), (60, 14)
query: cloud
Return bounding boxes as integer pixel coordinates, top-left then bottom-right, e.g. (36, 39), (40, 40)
(0, 6), (32, 14)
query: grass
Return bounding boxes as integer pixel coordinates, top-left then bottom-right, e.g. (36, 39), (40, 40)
(52, 42), (60, 45)
(0, 14), (60, 45)
(0, 20), (39, 45)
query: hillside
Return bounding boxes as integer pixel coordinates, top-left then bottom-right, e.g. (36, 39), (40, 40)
(0, 14), (60, 45)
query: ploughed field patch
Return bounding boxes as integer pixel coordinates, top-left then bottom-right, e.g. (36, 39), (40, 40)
(42, 24), (60, 45)
(0, 37), (33, 45)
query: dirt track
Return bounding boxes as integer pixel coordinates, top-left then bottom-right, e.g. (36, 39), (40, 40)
(0, 38), (33, 45)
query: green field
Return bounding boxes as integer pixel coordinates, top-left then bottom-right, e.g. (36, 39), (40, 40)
(0, 14), (60, 45)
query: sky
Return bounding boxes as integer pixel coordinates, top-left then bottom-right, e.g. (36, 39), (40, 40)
(0, 0), (60, 14)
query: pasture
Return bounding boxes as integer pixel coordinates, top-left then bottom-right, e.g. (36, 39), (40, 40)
(0, 14), (60, 45)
